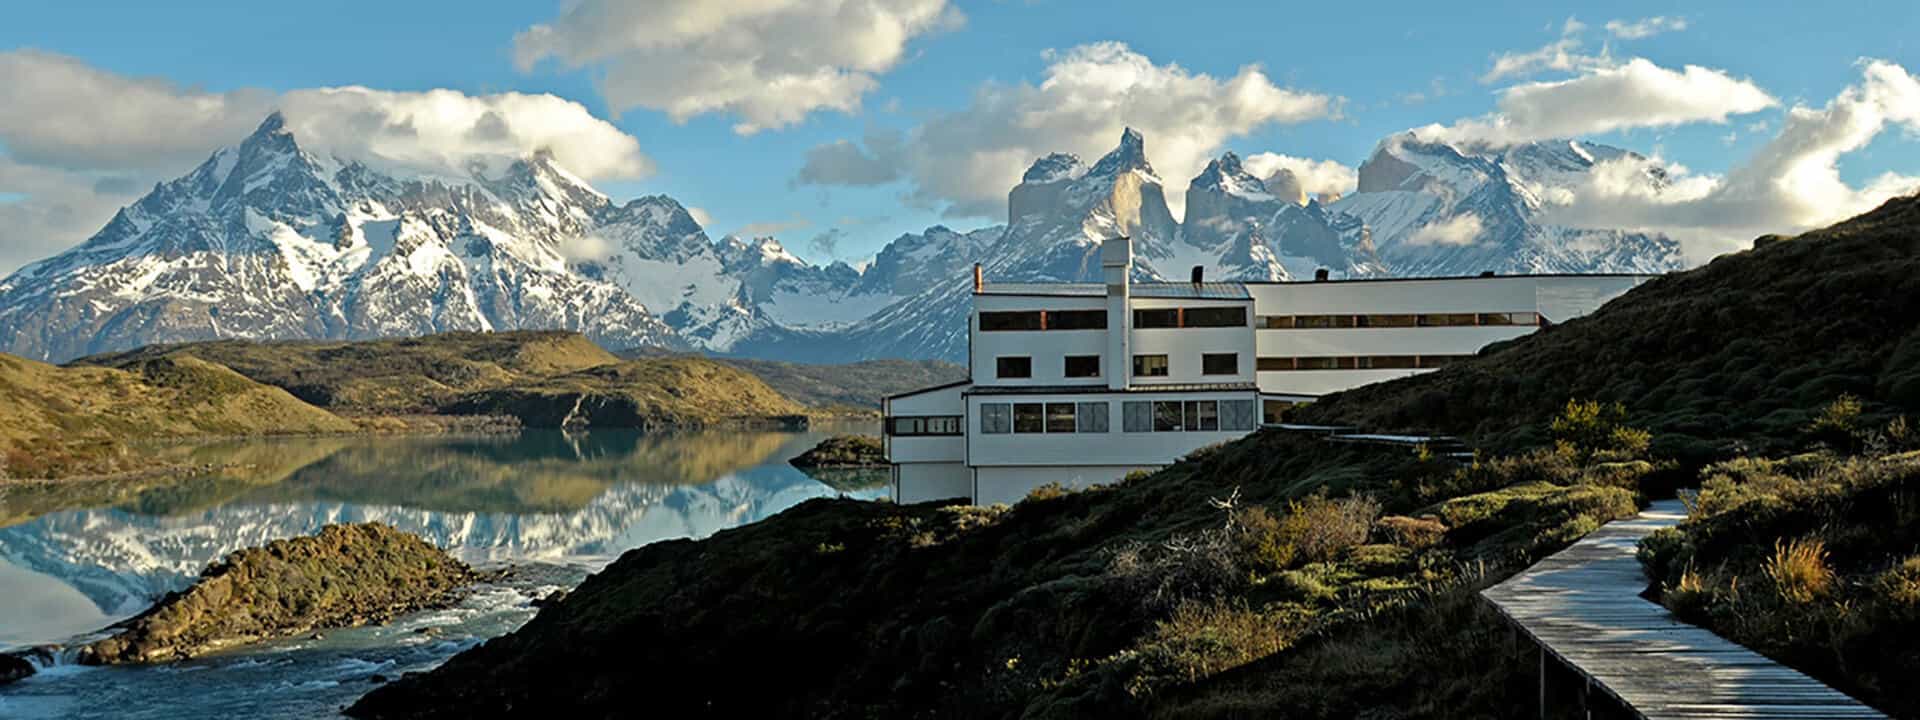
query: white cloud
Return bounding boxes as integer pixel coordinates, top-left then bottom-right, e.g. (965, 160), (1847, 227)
(1605, 16), (1688, 40)
(1483, 17), (1609, 83)
(1537, 60), (1920, 262)
(1241, 153), (1358, 199)
(0, 50), (651, 275)
(794, 41), (1339, 218)
(513, 0), (962, 134)
(1406, 213), (1484, 246)
(686, 206), (714, 228)
(1427, 58), (1777, 147)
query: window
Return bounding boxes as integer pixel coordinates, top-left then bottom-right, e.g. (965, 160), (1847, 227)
(980, 311), (1043, 331)
(996, 356), (1032, 379)
(1064, 355), (1102, 378)
(1258, 315), (1294, 329)
(1295, 315), (1349, 329)
(980, 404), (1011, 434)
(1256, 355), (1473, 370)
(1048, 310), (1107, 330)
(1133, 308), (1179, 328)
(1013, 403), (1045, 433)
(1417, 355), (1462, 368)
(1153, 401), (1184, 431)
(1259, 312), (1541, 329)
(1184, 307), (1247, 328)
(1046, 403), (1077, 433)
(1184, 400), (1219, 431)
(1256, 357), (1294, 372)
(1202, 353), (1239, 375)
(1262, 399), (1296, 425)
(1123, 401), (1152, 432)
(1133, 354), (1170, 377)
(1221, 400), (1257, 431)
(888, 415), (962, 436)
(1296, 356), (1340, 370)
(1077, 402), (1109, 433)
(1419, 313), (1478, 327)
(1357, 314), (1417, 328)
(1357, 355), (1418, 369)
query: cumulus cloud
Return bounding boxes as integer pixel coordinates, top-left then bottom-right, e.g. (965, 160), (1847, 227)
(1241, 153), (1358, 199)
(1427, 58), (1776, 147)
(1537, 60), (1920, 262)
(794, 42), (1338, 219)
(686, 206), (714, 228)
(0, 50), (651, 275)
(513, 0), (962, 134)
(1406, 213), (1485, 246)
(1483, 18), (1609, 84)
(1606, 16), (1688, 39)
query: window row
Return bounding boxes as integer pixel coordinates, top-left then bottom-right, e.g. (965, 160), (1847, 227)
(887, 415), (963, 436)
(1134, 306), (1247, 329)
(1256, 312), (1541, 329)
(979, 309), (1107, 332)
(996, 353), (1241, 379)
(980, 402), (1111, 434)
(1119, 399), (1259, 433)
(1255, 355), (1469, 371)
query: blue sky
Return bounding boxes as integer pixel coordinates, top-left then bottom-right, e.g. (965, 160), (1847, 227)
(2, 0), (1918, 272)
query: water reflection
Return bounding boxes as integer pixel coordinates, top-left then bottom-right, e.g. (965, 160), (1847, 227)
(0, 427), (882, 649)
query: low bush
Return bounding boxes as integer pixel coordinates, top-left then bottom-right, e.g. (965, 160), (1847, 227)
(1375, 515), (1447, 550)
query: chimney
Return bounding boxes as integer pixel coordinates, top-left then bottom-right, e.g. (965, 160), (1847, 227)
(1190, 265), (1204, 286)
(972, 263), (984, 293)
(1314, 268), (1330, 282)
(1479, 270), (1496, 278)
(1101, 236), (1133, 390)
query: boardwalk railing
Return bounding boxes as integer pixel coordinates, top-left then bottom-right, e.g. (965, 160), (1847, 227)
(1483, 499), (1887, 719)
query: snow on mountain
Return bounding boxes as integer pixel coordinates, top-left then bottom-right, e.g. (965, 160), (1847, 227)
(1182, 151), (1386, 281)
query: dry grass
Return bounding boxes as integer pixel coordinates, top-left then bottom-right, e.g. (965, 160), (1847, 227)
(1764, 537), (1835, 604)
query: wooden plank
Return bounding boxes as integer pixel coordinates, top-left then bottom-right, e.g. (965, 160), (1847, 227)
(1483, 500), (1888, 720)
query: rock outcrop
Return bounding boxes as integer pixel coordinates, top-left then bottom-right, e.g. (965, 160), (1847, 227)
(78, 523), (475, 665)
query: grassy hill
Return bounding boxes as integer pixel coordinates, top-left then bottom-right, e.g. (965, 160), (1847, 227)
(352, 195), (1920, 720)
(0, 353), (355, 480)
(623, 346), (968, 410)
(444, 357), (809, 429)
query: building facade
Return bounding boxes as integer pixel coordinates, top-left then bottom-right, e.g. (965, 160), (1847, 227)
(883, 236), (1653, 505)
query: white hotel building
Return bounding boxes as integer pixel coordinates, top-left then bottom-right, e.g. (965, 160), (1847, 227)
(883, 236), (1652, 505)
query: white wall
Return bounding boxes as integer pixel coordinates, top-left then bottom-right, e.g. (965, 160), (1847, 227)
(886, 383), (967, 464)
(1127, 297), (1256, 386)
(965, 390), (1257, 468)
(896, 463), (973, 504)
(971, 295), (1110, 386)
(1536, 276), (1649, 323)
(975, 465), (1156, 507)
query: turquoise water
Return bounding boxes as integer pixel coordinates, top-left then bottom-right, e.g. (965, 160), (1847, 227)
(0, 427), (882, 719)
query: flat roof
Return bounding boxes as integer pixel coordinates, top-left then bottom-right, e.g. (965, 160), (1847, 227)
(883, 378), (972, 401)
(976, 272), (1660, 299)
(967, 382), (1258, 396)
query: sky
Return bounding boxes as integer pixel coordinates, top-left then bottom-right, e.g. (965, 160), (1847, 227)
(2, 0), (1918, 275)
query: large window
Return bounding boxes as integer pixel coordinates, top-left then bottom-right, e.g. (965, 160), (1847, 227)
(888, 415), (962, 436)
(1257, 354), (1471, 371)
(1262, 399), (1297, 425)
(1202, 353), (1239, 375)
(1077, 402), (1109, 433)
(980, 310), (1107, 331)
(1153, 401), (1185, 431)
(980, 404), (1011, 434)
(1123, 401), (1152, 432)
(1120, 399), (1256, 432)
(1134, 354), (1170, 377)
(1045, 403), (1077, 433)
(1135, 307), (1246, 329)
(996, 356), (1032, 379)
(1064, 355), (1102, 378)
(1013, 403), (1045, 433)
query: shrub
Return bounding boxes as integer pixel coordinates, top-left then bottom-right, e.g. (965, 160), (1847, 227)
(1549, 399), (1652, 462)
(1234, 493), (1381, 574)
(1808, 394), (1865, 451)
(1878, 556), (1920, 610)
(1764, 537), (1835, 604)
(1375, 515), (1446, 550)
(1024, 482), (1069, 504)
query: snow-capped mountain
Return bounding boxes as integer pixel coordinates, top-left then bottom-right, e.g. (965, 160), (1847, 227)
(1182, 151), (1385, 280)
(0, 113), (677, 361)
(1307, 134), (1684, 276)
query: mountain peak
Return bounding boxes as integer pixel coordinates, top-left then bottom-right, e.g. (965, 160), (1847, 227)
(1021, 153), (1084, 184)
(1088, 127), (1154, 178)
(252, 111), (290, 138)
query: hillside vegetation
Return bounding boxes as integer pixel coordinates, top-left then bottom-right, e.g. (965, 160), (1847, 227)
(0, 353), (354, 480)
(707, 357), (967, 410)
(354, 195), (1920, 719)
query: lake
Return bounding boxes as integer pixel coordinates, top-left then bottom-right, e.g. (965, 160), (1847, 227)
(0, 427), (884, 719)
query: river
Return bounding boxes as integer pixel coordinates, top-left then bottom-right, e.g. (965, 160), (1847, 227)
(0, 427), (884, 718)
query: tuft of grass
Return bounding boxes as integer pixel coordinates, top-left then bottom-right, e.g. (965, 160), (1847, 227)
(1764, 537), (1834, 604)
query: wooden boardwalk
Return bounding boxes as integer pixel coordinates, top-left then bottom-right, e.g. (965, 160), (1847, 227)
(1483, 499), (1888, 719)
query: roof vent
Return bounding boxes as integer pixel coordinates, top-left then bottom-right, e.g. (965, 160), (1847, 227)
(1190, 265), (1204, 285)
(1314, 268), (1330, 282)
(972, 263), (984, 293)
(1480, 270), (1496, 278)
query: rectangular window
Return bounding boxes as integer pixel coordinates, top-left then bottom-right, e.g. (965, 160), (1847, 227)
(1220, 399), (1257, 431)
(1153, 401), (1184, 432)
(1076, 402), (1109, 433)
(1133, 354), (1170, 377)
(1257, 315), (1294, 329)
(996, 356), (1032, 379)
(1358, 314), (1418, 328)
(1183, 400), (1219, 431)
(1510, 312), (1541, 326)
(1294, 315), (1348, 329)
(1258, 355), (1470, 371)
(1013, 403), (1045, 433)
(888, 416), (963, 436)
(1357, 355), (1418, 369)
(1048, 310), (1107, 330)
(980, 311), (1043, 331)
(1045, 403), (1077, 433)
(1133, 308), (1180, 328)
(1419, 313), (1478, 327)
(1122, 401), (1152, 432)
(1256, 357), (1294, 372)
(1183, 307), (1247, 328)
(1295, 356), (1340, 370)
(1262, 399), (1295, 425)
(1201, 353), (1239, 375)
(980, 403), (1011, 434)
(1064, 355), (1102, 378)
